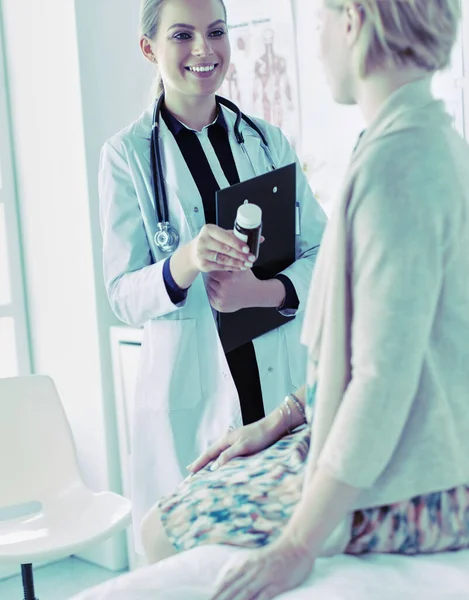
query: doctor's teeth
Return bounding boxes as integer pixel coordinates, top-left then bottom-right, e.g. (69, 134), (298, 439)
(189, 65), (215, 72)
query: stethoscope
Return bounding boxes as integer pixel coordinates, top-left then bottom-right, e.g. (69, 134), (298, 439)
(150, 93), (277, 253)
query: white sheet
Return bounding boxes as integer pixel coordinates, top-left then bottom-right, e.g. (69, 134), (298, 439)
(71, 545), (469, 600)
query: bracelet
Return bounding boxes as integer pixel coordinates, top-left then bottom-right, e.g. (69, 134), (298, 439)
(279, 403), (293, 434)
(287, 393), (307, 423)
(282, 398), (293, 433)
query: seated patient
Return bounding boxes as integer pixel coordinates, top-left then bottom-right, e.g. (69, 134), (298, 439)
(141, 1), (469, 598)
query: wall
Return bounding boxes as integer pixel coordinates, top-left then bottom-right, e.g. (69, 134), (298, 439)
(72, 0), (152, 342)
(1, 0), (127, 570)
(71, 0), (154, 561)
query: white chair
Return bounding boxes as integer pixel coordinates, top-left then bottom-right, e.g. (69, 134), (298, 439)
(0, 375), (132, 600)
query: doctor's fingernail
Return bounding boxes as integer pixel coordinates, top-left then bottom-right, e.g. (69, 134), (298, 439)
(241, 267), (247, 271)
(248, 255), (256, 262)
(210, 461), (219, 471)
(242, 246), (249, 253)
(244, 261), (252, 267)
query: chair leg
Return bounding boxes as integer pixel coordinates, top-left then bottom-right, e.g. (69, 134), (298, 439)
(21, 564), (39, 600)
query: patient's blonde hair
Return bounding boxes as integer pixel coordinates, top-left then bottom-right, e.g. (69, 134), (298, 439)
(327, 0), (461, 76)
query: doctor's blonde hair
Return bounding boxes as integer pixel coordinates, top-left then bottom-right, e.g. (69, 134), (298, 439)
(326, 0), (461, 77)
(139, 0), (228, 98)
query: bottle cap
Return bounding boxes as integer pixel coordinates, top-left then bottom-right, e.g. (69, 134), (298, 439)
(236, 203), (262, 230)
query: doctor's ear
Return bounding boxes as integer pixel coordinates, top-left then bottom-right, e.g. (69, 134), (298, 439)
(140, 36), (158, 64)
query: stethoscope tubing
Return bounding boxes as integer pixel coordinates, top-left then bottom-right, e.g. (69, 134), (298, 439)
(150, 93), (276, 227)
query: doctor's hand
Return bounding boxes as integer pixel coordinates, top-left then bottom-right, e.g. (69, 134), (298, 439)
(210, 538), (314, 600)
(207, 268), (285, 313)
(206, 269), (260, 313)
(189, 224), (256, 274)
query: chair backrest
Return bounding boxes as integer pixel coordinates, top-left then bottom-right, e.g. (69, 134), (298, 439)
(0, 375), (82, 508)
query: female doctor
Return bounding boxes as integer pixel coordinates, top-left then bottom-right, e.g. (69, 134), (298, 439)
(98, 0), (326, 552)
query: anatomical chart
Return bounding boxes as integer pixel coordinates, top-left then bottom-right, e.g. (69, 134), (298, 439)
(220, 0), (300, 148)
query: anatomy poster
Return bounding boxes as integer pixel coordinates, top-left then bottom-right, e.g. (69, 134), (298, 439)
(220, 0), (300, 148)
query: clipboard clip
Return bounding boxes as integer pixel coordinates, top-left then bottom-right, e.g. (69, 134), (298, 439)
(296, 202), (301, 236)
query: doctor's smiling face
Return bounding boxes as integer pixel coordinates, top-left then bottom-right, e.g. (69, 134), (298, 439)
(140, 0), (230, 101)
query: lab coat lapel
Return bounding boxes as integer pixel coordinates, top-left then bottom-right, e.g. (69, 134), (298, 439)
(157, 119), (206, 239)
(221, 107), (273, 182)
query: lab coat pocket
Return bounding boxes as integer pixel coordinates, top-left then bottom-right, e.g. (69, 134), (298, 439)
(140, 318), (202, 411)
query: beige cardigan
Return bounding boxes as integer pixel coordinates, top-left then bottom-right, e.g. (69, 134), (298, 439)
(302, 77), (469, 511)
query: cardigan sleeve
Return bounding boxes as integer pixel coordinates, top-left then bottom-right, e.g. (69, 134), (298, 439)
(316, 139), (451, 489)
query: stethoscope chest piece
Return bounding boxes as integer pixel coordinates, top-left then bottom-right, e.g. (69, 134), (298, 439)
(154, 221), (180, 253)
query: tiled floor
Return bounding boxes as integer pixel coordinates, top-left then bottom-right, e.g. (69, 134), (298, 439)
(0, 557), (121, 600)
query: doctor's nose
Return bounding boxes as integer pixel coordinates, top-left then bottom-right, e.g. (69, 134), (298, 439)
(191, 36), (214, 57)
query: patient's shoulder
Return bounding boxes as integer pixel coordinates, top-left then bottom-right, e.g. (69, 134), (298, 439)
(349, 125), (464, 223)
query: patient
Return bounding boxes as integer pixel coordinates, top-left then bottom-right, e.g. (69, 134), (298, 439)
(141, 1), (469, 598)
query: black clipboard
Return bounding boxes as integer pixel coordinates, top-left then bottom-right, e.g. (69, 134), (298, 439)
(215, 163), (296, 354)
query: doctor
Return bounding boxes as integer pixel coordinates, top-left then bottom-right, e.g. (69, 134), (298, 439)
(99, 0), (326, 552)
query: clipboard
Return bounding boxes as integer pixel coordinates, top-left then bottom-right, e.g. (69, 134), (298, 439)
(215, 162), (296, 354)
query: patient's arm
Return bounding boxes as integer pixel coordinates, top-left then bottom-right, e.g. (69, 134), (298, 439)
(188, 384), (307, 474)
(282, 467), (361, 559)
(207, 468), (362, 597)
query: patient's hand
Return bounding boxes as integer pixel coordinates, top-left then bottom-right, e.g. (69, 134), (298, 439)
(211, 537), (314, 600)
(187, 409), (286, 474)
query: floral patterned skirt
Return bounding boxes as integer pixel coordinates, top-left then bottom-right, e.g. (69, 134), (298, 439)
(347, 486), (469, 554)
(158, 426), (469, 555)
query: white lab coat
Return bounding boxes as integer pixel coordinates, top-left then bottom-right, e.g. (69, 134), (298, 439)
(98, 104), (327, 551)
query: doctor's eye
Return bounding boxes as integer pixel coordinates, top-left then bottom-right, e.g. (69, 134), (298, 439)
(173, 31), (192, 41)
(209, 29), (226, 38)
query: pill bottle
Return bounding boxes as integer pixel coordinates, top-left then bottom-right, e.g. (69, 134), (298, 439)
(233, 202), (262, 259)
